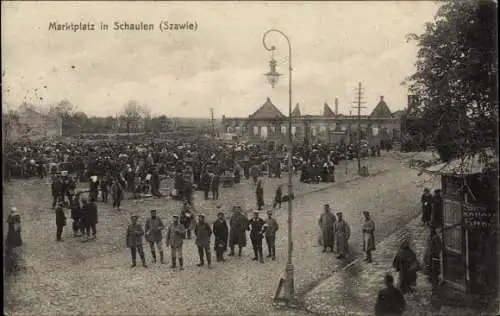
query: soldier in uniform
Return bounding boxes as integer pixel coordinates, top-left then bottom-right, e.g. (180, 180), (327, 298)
(126, 215), (148, 268)
(264, 210), (278, 260)
(194, 214), (213, 268)
(145, 209), (165, 264)
(166, 214), (186, 270)
(319, 204), (336, 252)
(334, 212), (351, 259)
(248, 210), (265, 263)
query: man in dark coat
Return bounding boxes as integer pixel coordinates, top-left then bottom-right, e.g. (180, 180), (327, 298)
(195, 214), (213, 268)
(374, 273), (406, 316)
(70, 196), (82, 237)
(431, 189), (443, 229)
(211, 173), (220, 200)
(180, 201), (195, 239)
(213, 210), (228, 262)
(248, 210), (266, 263)
(89, 176), (99, 203)
(273, 185), (283, 209)
(55, 203), (67, 241)
(111, 179), (124, 211)
(126, 215), (148, 268)
(51, 175), (63, 209)
(151, 169), (162, 197)
(392, 240), (419, 294)
(201, 171), (211, 200)
(100, 175), (110, 203)
(85, 198), (98, 240)
(5, 208), (23, 275)
(6, 207), (22, 249)
(256, 180), (264, 210)
(229, 206), (248, 257)
(424, 226), (443, 287)
(421, 188), (432, 226)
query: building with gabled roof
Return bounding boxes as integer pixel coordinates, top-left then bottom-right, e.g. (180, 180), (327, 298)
(322, 102), (336, 117)
(292, 103), (301, 117)
(370, 96), (393, 118)
(222, 95), (403, 145)
(249, 97), (285, 119)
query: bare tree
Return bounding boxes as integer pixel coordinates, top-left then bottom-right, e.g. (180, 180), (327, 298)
(122, 100), (148, 133)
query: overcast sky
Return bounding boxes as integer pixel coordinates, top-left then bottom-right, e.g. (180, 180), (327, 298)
(2, 1), (439, 118)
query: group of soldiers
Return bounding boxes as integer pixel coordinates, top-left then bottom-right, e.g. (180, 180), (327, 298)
(318, 204), (376, 263)
(124, 206), (279, 268)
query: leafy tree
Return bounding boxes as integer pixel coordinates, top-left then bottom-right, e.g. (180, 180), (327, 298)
(406, 0), (497, 162)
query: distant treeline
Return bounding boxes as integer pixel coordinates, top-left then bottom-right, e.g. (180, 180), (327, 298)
(62, 113), (214, 135)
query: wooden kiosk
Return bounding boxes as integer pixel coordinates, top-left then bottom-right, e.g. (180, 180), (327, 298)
(424, 157), (498, 297)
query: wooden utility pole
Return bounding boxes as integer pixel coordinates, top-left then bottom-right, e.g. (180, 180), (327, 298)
(352, 82), (366, 173)
(210, 108), (215, 138)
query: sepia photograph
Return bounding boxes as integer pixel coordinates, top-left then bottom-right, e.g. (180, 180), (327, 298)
(2, 1), (498, 315)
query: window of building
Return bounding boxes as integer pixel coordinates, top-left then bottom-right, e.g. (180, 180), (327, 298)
(253, 126), (258, 136)
(372, 127), (379, 136)
(281, 126), (287, 135)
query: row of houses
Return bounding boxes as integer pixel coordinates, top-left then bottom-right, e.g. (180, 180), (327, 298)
(221, 96), (405, 145)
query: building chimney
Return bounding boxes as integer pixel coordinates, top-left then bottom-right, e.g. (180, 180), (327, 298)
(334, 98), (339, 114)
(380, 96), (384, 101)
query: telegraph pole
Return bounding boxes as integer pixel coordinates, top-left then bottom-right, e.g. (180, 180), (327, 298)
(210, 108), (215, 138)
(352, 82), (366, 173)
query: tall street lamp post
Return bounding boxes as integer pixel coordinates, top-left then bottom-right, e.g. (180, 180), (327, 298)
(262, 28), (295, 304)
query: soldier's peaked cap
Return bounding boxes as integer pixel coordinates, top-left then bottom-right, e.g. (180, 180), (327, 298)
(198, 213), (206, 217)
(336, 212), (342, 216)
(253, 210), (259, 214)
(363, 211), (369, 215)
(131, 215), (138, 219)
(267, 210), (273, 215)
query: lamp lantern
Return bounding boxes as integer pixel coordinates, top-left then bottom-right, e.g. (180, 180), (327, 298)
(265, 56), (282, 89)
